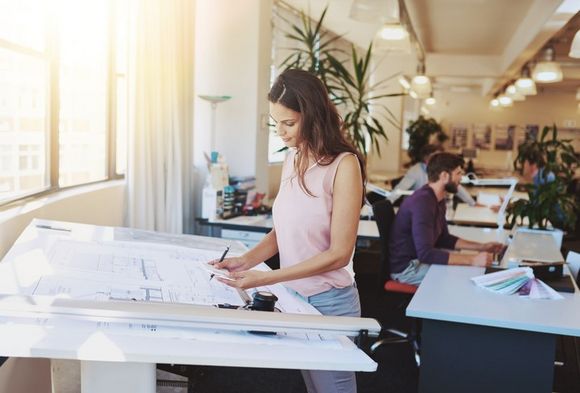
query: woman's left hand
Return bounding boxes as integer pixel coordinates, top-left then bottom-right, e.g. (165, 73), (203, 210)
(217, 269), (272, 290)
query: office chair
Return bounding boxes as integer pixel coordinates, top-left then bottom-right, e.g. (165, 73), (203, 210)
(370, 199), (420, 365)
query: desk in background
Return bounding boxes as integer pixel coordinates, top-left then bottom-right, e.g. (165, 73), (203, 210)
(450, 203), (500, 227)
(407, 233), (579, 393)
(198, 216), (383, 249)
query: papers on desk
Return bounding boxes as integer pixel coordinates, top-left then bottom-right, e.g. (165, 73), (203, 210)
(477, 192), (501, 207)
(471, 267), (563, 300)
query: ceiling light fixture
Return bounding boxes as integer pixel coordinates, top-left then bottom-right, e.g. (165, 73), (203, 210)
(411, 62), (431, 99)
(374, 23), (411, 53)
(506, 84), (525, 101)
(569, 29), (580, 58)
(409, 90), (418, 99)
(498, 94), (513, 107)
(378, 23), (408, 40)
(398, 76), (411, 90)
(489, 98), (501, 110)
(532, 46), (563, 83)
(515, 65), (537, 95)
(425, 95), (436, 106)
(350, 0), (399, 23)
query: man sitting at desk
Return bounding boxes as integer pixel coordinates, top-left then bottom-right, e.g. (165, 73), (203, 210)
(388, 144), (476, 206)
(389, 152), (505, 285)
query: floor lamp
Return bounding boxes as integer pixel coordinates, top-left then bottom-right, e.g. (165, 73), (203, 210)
(198, 95), (231, 163)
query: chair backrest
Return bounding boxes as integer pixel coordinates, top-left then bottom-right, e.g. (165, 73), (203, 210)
(372, 199), (396, 289)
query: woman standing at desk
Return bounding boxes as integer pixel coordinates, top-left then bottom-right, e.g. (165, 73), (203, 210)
(213, 69), (365, 393)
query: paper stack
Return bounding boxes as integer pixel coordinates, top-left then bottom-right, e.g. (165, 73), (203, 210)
(471, 267), (563, 300)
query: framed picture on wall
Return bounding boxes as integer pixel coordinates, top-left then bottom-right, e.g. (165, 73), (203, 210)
(515, 124), (539, 147)
(559, 127), (580, 151)
(450, 123), (469, 149)
(494, 124), (516, 151)
(472, 123), (492, 150)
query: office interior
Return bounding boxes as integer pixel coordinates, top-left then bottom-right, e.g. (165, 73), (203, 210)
(0, 0), (580, 392)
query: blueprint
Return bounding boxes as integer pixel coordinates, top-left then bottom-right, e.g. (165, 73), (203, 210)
(30, 239), (247, 306)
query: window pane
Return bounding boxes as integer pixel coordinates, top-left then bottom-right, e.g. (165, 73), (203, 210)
(115, 0), (129, 175)
(58, 0), (108, 187)
(0, 47), (48, 202)
(0, 0), (46, 51)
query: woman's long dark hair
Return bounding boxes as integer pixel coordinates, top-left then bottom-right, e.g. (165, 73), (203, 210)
(268, 69), (366, 206)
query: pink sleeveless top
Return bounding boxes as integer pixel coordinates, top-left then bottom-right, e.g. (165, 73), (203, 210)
(272, 149), (355, 297)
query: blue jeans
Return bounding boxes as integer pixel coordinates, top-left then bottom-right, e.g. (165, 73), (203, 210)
(391, 259), (430, 285)
(292, 285), (361, 393)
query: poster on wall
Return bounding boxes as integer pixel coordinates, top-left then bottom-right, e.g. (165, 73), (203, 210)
(515, 124), (539, 147)
(472, 123), (492, 150)
(450, 123), (469, 149)
(494, 124), (517, 150)
(559, 127), (580, 151)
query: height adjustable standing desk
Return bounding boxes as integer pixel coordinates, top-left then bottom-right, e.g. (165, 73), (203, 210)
(407, 231), (580, 393)
(0, 219), (380, 393)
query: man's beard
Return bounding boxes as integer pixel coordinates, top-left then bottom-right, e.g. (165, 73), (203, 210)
(444, 181), (458, 194)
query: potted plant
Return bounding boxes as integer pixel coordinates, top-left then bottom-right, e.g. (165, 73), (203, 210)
(405, 116), (447, 165)
(508, 125), (578, 232)
(277, 7), (402, 156)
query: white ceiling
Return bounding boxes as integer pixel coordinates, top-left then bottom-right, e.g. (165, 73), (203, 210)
(407, 0), (535, 55)
(281, 0), (580, 96)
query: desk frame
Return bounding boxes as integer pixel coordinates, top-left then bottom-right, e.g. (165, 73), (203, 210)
(419, 319), (555, 393)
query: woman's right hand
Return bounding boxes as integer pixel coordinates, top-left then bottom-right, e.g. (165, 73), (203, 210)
(209, 255), (251, 272)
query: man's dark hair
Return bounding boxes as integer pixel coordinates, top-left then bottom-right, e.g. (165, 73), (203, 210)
(427, 152), (465, 183)
(519, 148), (545, 167)
(420, 144), (443, 162)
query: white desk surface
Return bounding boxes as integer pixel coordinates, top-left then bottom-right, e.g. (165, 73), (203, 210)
(210, 215), (382, 240)
(451, 203), (500, 226)
(448, 225), (509, 244)
(407, 265), (580, 337)
(0, 219), (377, 372)
(464, 186), (528, 201)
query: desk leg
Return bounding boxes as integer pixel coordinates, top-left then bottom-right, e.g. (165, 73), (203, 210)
(80, 361), (156, 393)
(419, 319), (556, 393)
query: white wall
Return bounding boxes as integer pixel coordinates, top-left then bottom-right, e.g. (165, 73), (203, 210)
(193, 0), (273, 214)
(429, 90), (580, 170)
(0, 180), (126, 393)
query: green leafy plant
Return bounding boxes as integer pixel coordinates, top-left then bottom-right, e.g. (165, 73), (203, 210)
(278, 6), (402, 156)
(508, 125), (578, 231)
(405, 116), (447, 164)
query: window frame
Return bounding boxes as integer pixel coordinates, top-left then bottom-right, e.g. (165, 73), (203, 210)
(0, 0), (125, 209)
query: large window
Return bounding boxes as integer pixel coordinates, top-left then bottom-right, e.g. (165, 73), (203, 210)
(0, 0), (128, 205)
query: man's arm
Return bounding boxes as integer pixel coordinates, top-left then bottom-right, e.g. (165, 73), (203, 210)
(456, 185), (476, 206)
(448, 251), (492, 266)
(388, 169), (417, 203)
(456, 238), (505, 253)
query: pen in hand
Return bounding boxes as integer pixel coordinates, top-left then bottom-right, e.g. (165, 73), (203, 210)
(209, 245), (231, 281)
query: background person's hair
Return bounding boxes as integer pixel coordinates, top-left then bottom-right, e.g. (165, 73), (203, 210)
(519, 148), (545, 167)
(427, 152), (465, 183)
(268, 69), (366, 204)
(419, 144), (444, 162)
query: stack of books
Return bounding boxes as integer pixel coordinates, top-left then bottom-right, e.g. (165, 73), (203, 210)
(471, 267), (563, 300)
